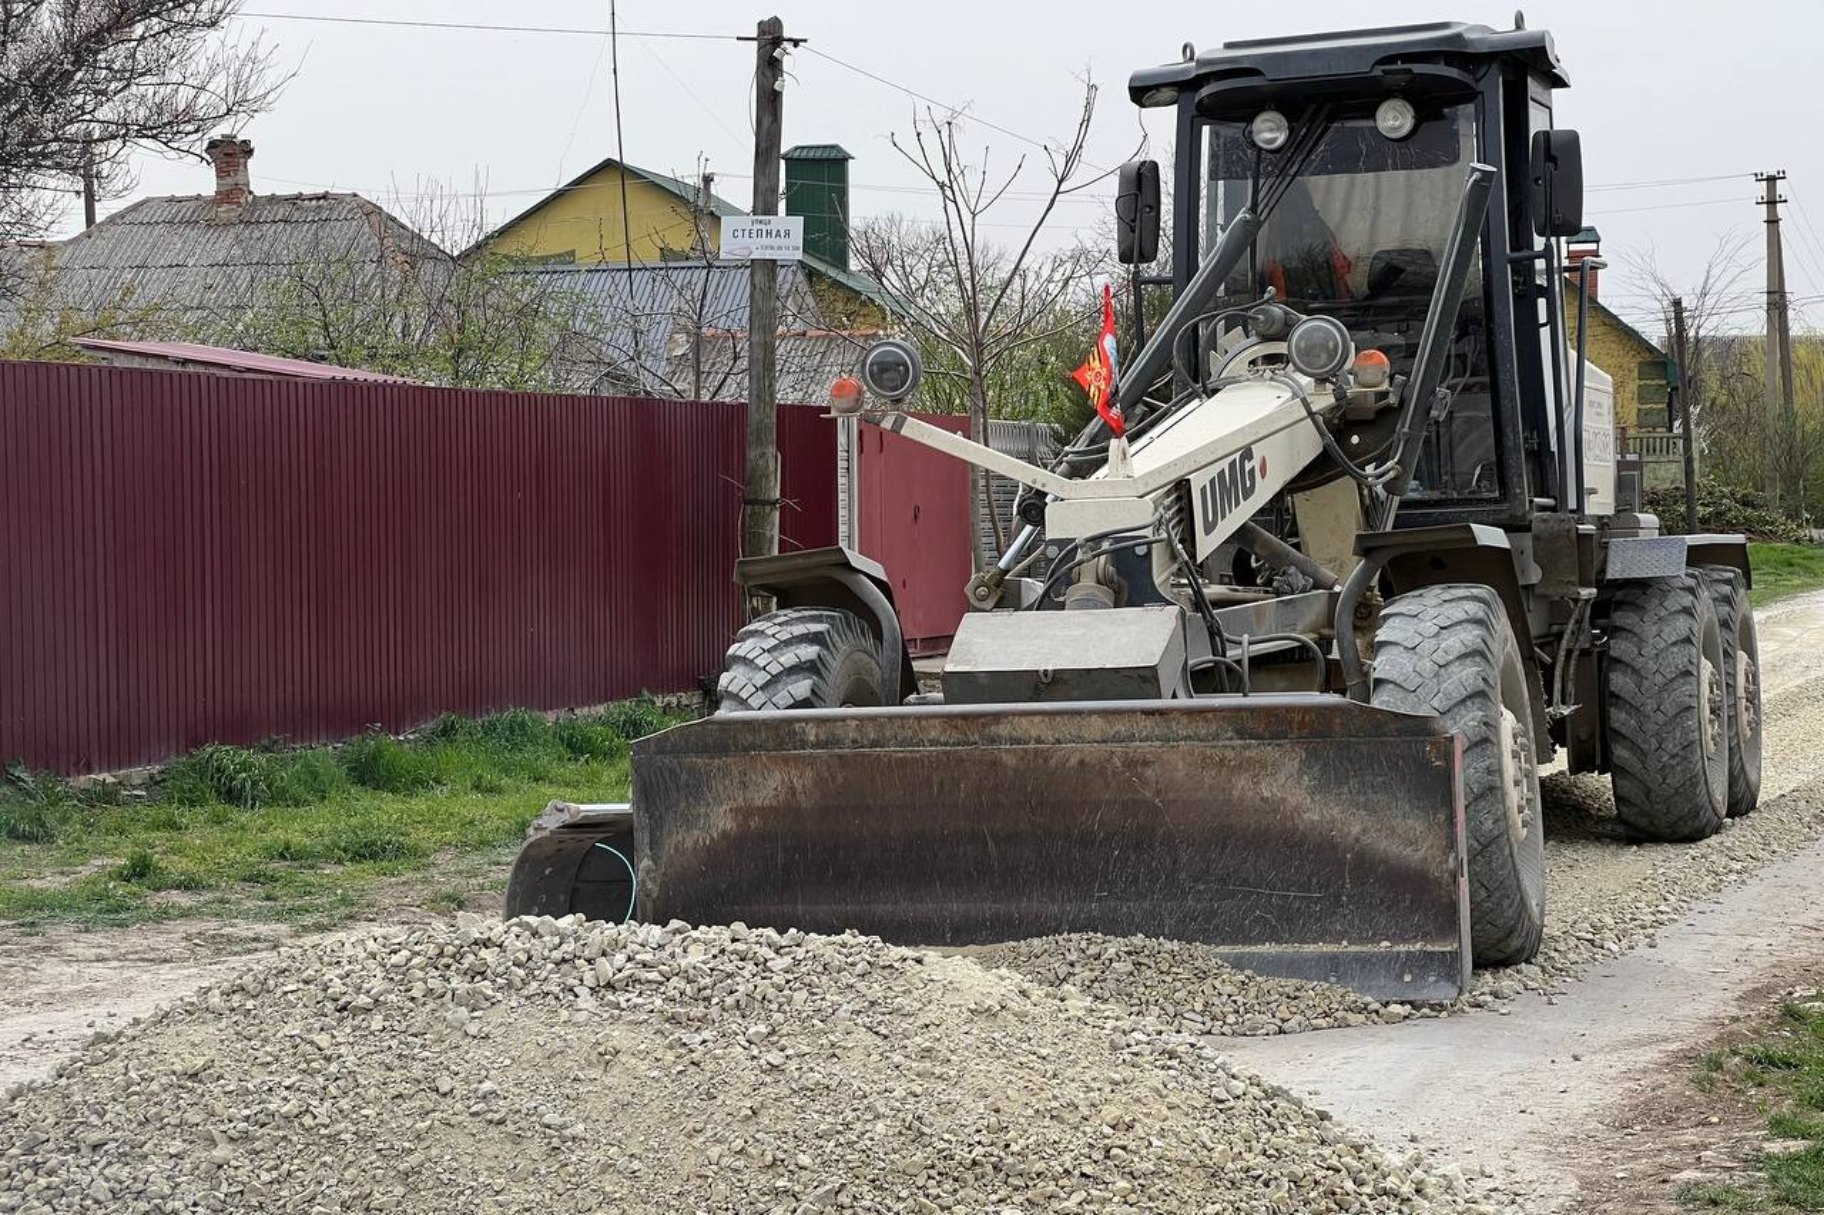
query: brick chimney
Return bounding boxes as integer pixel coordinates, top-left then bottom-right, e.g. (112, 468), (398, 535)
(1565, 225), (1601, 301)
(204, 135), (254, 208)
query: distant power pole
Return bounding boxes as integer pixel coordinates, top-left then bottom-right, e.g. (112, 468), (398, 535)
(79, 131), (97, 229)
(1756, 170), (1795, 500)
(1672, 296), (1699, 534)
(741, 15), (787, 593)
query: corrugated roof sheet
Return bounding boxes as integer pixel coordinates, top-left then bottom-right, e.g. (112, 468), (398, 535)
(12, 192), (444, 327)
(527, 260), (878, 402)
(70, 337), (424, 383)
(783, 144), (853, 160)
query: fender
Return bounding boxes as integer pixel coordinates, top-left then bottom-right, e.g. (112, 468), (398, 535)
(733, 546), (916, 703)
(1604, 532), (1751, 586)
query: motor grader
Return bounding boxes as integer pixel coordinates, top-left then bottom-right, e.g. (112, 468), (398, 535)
(506, 19), (1762, 1000)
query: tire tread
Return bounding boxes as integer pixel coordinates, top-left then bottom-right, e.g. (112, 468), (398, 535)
(1372, 584), (1545, 966)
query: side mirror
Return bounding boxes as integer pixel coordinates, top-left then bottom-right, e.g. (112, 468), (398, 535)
(1115, 160), (1161, 265)
(1529, 129), (1584, 238)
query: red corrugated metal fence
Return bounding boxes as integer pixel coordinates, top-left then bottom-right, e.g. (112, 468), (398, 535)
(0, 360), (836, 774)
(855, 415), (973, 651)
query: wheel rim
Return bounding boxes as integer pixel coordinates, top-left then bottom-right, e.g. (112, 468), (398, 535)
(1699, 655), (1723, 759)
(1736, 648), (1760, 746)
(1496, 705), (1534, 848)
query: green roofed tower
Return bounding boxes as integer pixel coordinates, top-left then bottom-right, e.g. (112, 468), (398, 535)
(783, 144), (852, 271)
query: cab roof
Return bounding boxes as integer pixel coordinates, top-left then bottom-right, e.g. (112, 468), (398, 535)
(1128, 21), (1567, 107)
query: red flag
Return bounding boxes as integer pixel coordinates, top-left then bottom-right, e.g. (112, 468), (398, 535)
(1071, 284), (1124, 437)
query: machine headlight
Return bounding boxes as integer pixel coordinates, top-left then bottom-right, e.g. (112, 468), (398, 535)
(1375, 97), (1417, 141)
(1139, 85), (1181, 107)
(1286, 316), (1354, 381)
(1249, 109), (1290, 152)
(858, 338), (923, 403)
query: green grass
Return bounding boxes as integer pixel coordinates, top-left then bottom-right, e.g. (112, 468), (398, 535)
(0, 699), (689, 931)
(1679, 993), (1824, 1211)
(1748, 543), (1824, 608)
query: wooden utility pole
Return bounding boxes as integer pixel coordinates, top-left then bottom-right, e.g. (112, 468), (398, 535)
(1757, 170), (1794, 499)
(741, 15), (787, 597)
(1672, 296), (1699, 535)
(79, 136), (97, 230)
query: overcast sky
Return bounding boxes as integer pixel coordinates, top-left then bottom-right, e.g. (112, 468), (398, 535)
(57, 0), (1824, 337)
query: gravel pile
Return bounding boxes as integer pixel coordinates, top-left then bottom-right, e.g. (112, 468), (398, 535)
(971, 935), (1415, 1037)
(0, 913), (1511, 1215)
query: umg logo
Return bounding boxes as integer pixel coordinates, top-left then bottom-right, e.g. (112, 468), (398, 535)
(1199, 445), (1263, 535)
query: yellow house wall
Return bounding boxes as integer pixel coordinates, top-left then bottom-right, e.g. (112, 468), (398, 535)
(488, 165), (719, 263)
(1563, 285), (1670, 433)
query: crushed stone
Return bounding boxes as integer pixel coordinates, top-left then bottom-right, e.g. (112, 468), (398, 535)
(0, 913), (1518, 1215)
(969, 935), (1403, 1038)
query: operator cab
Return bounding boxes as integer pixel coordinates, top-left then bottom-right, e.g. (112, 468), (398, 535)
(1124, 19), (1589, 526)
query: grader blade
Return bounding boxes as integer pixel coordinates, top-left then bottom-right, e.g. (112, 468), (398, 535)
(628, 697), (1468, 1001)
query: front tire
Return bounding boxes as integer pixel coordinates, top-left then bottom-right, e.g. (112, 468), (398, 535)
(1371, 584), (1547, 967)
(1605, 574), (1729, 841)
(717, 608), (886, 712)
(1699, 567), (1762, 817)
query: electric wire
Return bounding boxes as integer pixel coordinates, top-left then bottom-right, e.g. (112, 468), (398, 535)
(591, 842), (639, 923)
(238, 11), (731, 38)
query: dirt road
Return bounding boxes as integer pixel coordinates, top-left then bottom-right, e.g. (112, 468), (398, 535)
(1221, 588), (1824, 1212)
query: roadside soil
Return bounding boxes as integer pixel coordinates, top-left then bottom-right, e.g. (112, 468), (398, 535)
(1571, 960), (1824, 1215)
(0, 883), (503, 1090)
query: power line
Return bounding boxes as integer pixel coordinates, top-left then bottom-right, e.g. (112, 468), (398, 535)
(239, 10), (1096, 178)
(1785, 194), (1824, 302)
(1586, 196), (1747, 217)
(237, 11), (731, 39)
(1586, 172), (1750, 193)
(798, 45), (1062, 157)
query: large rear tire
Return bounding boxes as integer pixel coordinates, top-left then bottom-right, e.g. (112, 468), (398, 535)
(717, 607), (886, 713)
(1371, 584), (1546, 967)
(1605, 574), (1729, 841)
(1699, 567), (1762, 818)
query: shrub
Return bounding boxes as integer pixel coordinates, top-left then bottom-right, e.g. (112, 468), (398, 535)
(115, 847), (164, 884)
(265, 749), (348, 805)
(324, 824), (423, 864)
(159, 744), (346, 810)
(553, 715), (630, 762)
(0, 763), (83, 843)
(342, 734), (433, 794)
(1646, 481), (1809, 542)
(422, 713), (484, 744)
(598, 695), (677, 742)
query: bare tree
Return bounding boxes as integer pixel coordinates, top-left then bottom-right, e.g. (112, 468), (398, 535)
(0, 0), (286, 242)
(1621, 233), (1754, 436)
(851, 81), (1120, 567)
(223, 186), (593, 390)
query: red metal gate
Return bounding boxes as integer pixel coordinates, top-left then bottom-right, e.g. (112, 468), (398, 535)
(855, 415), (972, 652)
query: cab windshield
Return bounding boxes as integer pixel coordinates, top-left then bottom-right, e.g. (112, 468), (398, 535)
(1203, 100), (1497, 500)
